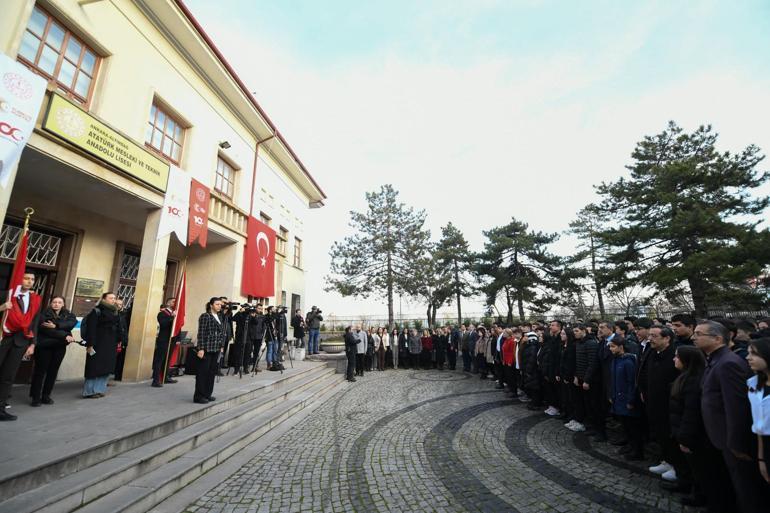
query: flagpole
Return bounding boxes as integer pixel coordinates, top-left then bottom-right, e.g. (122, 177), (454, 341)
(2, 207), (34, 329)
(161, 257), (186, 383)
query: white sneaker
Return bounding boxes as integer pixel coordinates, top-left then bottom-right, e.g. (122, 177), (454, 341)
(544, 406), (555, 415)
(648, 462), (672, 475)
(546, 408), (560, 416)
(661, 469), (677, 482)
(564, 420), (575, 428)
(571, 422), (586, 432)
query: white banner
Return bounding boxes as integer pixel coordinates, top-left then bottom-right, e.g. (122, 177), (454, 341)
(157, 165), (191, 244)
(0, 53), (47, 188)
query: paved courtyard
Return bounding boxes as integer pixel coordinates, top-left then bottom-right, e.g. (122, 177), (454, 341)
(186, 369), (695, 513)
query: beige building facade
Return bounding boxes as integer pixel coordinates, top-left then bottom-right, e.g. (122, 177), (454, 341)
(0, 0), (325, 382)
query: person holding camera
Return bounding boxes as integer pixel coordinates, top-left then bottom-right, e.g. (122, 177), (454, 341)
(265, 306), (283, 372)
(291, 309), (306, 348)
(306, 306), (323, 355)
(232, 304), (261, 375)
(194, 297), (227, 403)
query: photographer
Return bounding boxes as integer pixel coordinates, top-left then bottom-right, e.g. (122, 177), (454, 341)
(264, 306), (282, 371)
(218, 297), (234, 375)
(291, 309), (306, 348)
(344, 326), (357, 382)
(231, 304), (261, 375)
(306, 306), (323, 355)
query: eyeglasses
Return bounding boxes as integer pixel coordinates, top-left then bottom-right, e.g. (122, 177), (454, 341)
(693, 331), (714, 337)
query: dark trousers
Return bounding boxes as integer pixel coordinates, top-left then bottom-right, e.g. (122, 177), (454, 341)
(461, 350), (471, 371)
(194, 351), (218, 401)
(355, 353), (365, 376)
(495, 361), (504, 385)
(365, 352), (373, 371)
(345, 350), (356, 380)
(114, 345), (126, 380)
(447, 350), (457, 370)
(436, 352), (446, 369)
(477, 354), (487, 377)
(29, 345), (66, 401)
(504, 366), (518, 395)
(574, 381), (602, 427)
(251, 340), (263, 370)
(0, 337), (27, 407)
(544, 379), (560, 409)
(619, 415), (644, 456)
(421, 349), (431, 369)
(722, 448), (770, 513)
(152, 338), (172, 383)
(685, 443), (734, 513)
(377, 346), (385, 370)
(559, 380), (573, 418)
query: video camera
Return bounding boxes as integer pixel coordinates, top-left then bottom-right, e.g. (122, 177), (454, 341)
(229, 302), (259, 314)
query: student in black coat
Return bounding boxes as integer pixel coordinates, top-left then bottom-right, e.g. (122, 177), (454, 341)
(344, 326), (357, 382)
(434, 328), (448, 370)
(696, 321), (770, 513)
(29, 296), (77, 406)
(151, 298), (177, 387)
(570, 324), (600, 432)
(557, 327), (576, 422)
(541, 321), (563, 414)
(522, 332), (543, 409)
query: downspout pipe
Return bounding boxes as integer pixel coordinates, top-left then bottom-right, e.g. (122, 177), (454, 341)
(249, 134), (276, 216)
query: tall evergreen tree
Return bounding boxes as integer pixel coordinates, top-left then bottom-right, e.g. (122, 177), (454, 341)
(434, 222), (472, 324)
(326, 185), (430, 328)
(568, 203), (611, 317)
(475, 218), (564, 322)
(411, 247), (452, 328)
(597, 122), (770, 317)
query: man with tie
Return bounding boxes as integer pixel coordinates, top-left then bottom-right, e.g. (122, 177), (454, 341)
(0, 272), (42, 421)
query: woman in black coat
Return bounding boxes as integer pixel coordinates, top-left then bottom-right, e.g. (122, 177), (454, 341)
(81, 292), (121, 398)
(29, 296), (77, 406)
(434, 328), (448, 370)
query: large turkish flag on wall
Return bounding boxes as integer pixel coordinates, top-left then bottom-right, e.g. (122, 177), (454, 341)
(242, 216), (276, 297)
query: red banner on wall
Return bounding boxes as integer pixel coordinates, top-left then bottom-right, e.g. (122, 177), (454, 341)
(188, 179), (210, 248)
(242, 216), (276, 298)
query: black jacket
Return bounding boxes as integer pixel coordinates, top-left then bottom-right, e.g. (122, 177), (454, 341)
(522, 338), (541, 391)
(669, 373), (706, 449)
(83, 304), (120, 378)
(156, 309), (175, 346)
(36, 308), (77, 350)
(291, 314), (305, 339)
(558, 339), (576, 381)
(197, 313), (227, 353)
(575, 334), (600, 383)
(344, 331), (358, 352)
(645, 343), (678, 440)
(540, 334), (561, 380)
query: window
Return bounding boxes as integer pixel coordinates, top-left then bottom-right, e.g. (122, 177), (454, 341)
(259, 212), (271, 226)
(214, 157), (236, 198)
(276, 226), (287, 255)
(17, 6), (100, 105)
(293, 237), (302, 268)
(145, 102), (184, 163)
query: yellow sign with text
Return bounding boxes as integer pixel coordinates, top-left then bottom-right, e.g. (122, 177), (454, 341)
(43, 94), (170, 191)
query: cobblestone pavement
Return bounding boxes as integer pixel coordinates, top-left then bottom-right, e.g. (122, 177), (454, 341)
(186, 369), (697, 513)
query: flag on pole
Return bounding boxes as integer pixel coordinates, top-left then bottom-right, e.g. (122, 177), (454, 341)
(242, 216), (276, 297)
(1, 226), (29, 336)
(166, 262), (186, 370)
(157, 165), (190, 243)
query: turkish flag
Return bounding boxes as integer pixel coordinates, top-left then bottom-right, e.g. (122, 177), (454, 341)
(188, 179), (210, 247)
(242, 217), (276, 297)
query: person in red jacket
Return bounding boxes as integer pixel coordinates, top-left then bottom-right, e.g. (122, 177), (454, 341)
(501, 328), (518, 398)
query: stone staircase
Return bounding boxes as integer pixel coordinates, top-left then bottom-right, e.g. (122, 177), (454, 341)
(0, 363), (343, 513)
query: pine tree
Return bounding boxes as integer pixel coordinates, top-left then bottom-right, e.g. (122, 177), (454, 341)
(434, 222), (472, 324)
(410, 247), (453, 328)
(597, 122), (770, 317)
(475, 218), (564, 322)
(567, 203), (611, 317)
(325, 184), (430, 328)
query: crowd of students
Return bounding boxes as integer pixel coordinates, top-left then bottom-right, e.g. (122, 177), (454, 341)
(344, 315), (770, 513)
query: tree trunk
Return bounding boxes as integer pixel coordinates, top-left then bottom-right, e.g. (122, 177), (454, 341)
(590, 234), (606, 317)
(453, 260), (462, 324)
(688, 275), (708, 318)
(386, 252), (394, 329)
(517, 291), (525, 322)
(504, 287), (514, 325)
(426, 305), (432, 329)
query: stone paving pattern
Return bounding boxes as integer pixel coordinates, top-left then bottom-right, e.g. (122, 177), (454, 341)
(186, 369), (697, 513)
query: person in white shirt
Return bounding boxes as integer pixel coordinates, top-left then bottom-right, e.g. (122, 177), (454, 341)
(747, 338), (770, 485)
(378, 328), (390, 371)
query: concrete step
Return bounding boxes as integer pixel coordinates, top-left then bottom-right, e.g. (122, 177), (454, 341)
(75, 372), (345, 513)
(0, 363), (325, 500)
(0, 366), (341, 513)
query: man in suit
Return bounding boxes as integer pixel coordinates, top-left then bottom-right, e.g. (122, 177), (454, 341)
(151, 297), (177, 387)
(696, 320), (770, 513)
(0, 272), (42, 420)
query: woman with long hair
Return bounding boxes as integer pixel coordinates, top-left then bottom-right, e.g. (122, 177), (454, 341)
(377, 327), (387, 371)
(476, 327), (489, 378)
(747, 338), (770, 485)
(420, 329), (433, 370)
(669, 345), (712, 507)
(30, 296), (77, 405)
(366, 327), (376, 371)
(82, 292), (120, 398)
(193, 297), (227, 404)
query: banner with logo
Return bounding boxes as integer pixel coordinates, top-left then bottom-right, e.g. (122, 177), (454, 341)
(242, 216), (276, 297)
(0, 53), (47, 188)
(157, 165), (190, 243)
(188, 178), (210, 248)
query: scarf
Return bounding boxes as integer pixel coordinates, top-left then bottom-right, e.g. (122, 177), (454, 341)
(3, 291), (42, 339)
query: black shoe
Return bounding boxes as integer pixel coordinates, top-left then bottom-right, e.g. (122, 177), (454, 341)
(679, 495), (707, 507)
(41, 396), (54, 405)
(164, 378), (178, 384)
(347, 378), (357, 382)
(0, 410), (18, 421)
(624, 452), (644, 461)
(495, 384), (504, 389)
(207, 396), (216, 401)
(151, 382), (163, 388)
(610, 438), (629, 446)
(618, 445), (633, 455)
(216, 370), (224, 377)
(526, 404), (541, 411)
(194, 397), (209, 404)
(30, 400), (41, 407)
(592, 435), (608, 443)
(659, 481), (690, 493)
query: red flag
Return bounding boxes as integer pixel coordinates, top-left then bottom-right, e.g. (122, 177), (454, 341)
(188, 179), (210, 247)
(2, 229), (29, 335)
(242, 216), (276, 297)
(167, 264), (186, 370)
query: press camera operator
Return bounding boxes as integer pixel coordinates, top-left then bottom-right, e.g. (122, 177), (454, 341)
(264, 306), (281, 371)
(230, 303), (263, 374)
(306, 306), (323, 355)
(291, 309), (306, 348)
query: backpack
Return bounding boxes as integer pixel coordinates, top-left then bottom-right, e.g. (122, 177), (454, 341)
(79, 307), (100, 344)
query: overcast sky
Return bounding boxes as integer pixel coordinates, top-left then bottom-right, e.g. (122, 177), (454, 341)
(186, 0), (770, 321)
